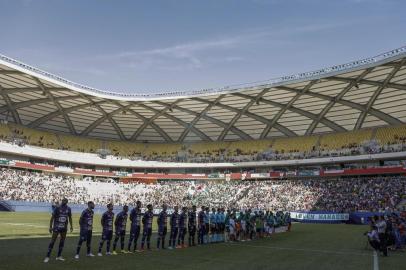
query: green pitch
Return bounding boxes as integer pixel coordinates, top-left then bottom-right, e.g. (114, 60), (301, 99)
(0, 212), (404, 270)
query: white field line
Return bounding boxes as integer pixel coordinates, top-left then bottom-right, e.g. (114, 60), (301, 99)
(373, 250), (379, 270)
(2, 222), (102, 232)
(4, 222), (48, 228)
(227, 242), (372, 257)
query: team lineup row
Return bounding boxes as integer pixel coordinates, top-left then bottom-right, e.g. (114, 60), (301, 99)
(43, 198), (292, 263)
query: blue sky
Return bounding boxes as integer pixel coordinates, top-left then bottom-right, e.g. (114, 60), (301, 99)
(0, 0), (405, 94)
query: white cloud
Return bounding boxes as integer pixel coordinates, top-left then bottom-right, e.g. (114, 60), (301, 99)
(95, 21), (350, 72)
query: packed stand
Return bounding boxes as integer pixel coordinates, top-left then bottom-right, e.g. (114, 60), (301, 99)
(0, 168), (88, 203)
(1, 122), (406, 163)
(1, 168), (406, 213)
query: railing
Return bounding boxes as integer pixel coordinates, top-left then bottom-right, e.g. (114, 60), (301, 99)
(0, 46), (405, 99)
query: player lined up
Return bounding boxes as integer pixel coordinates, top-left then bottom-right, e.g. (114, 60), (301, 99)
(44, 198), (291, 262)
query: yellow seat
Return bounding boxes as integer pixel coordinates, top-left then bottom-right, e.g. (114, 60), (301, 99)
(0, 123), (11, 141)
(10, 124), (59, 148)
(59, 134), (101, 153)
(375, 125), (406, 145)
(143, 143), (183, 159)
(271, 136), (317, 153)
(319, 130), (372, 151)
(228, 140), (271, 156)
(107, 141), (145, 157)
(188, 141), (229, 158)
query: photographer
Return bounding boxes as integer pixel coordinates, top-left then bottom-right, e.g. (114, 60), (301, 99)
(366, 225), (380, 251)
(376, 215), (388, 256)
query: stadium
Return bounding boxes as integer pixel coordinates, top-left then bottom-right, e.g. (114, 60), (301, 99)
(1, 2), (406, 270)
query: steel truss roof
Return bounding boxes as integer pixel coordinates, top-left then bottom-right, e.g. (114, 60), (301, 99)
(0, 47), (405, 142)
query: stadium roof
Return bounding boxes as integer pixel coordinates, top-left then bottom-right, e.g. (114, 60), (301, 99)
(0, 46), (405, 143)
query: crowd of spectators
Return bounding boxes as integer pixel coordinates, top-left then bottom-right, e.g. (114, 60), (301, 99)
(3, 125), (406, 164)
(0, 168), (88, 203)
(1, 168), (405, 213)
(115, 141), (406, 163)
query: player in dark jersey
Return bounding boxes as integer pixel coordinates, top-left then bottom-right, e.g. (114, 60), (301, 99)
(44, 198), (73, 263)
(75, 201), (95, 259)
(215, 208), (221, 242)
(141, 204), (154, 250)
(197, 206), (205, 245)
(219, 208), (226, 242)
(168, 205), (179, 249)
(210, 208), (217, 243)
(177, 206), (188, 248)
(225, 209), (231, 242)
(157, 204), (168, 249)
(98, 203), (115, 256)
(127, 200), (142, 252)
(285, 212), (292, 232)
(204, 207), (210, 243)
(112, 205), (129, 254)
(188, 205), (197, 246)
(249, 209), (256, 240)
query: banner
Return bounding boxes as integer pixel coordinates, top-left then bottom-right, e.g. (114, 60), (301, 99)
(115, 171), (128, 177)
(323, 169), (344, 174)
(208, 173), (224, 179)
(0, 159), (10, 165)
(55, 166), (74, 173)
(270, 171), (285, 178)
(250, 173), (270, 178)
(286, 171), (297, 176)
(298, 170), (320, 176)
(290, 211), (349, 222)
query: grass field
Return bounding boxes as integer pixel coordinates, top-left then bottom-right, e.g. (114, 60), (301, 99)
(0, 212), (405, 270)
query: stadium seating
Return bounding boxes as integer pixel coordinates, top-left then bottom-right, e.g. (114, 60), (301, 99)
(319, 129), (372, 151)
(10, 124), (60, 148)
(59, 134), (101, 153)
(3, 123), (406, 161)
(142, 143), (183, 160)
(271, 136), (318, 153)
(1, 167), (404, 212)
(106, 141), (146, 158)
(228, 139), (271, 156)
(187, 141), (229, 158)
(0, 123), (11, 141)
(375, 124), (406, 145)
